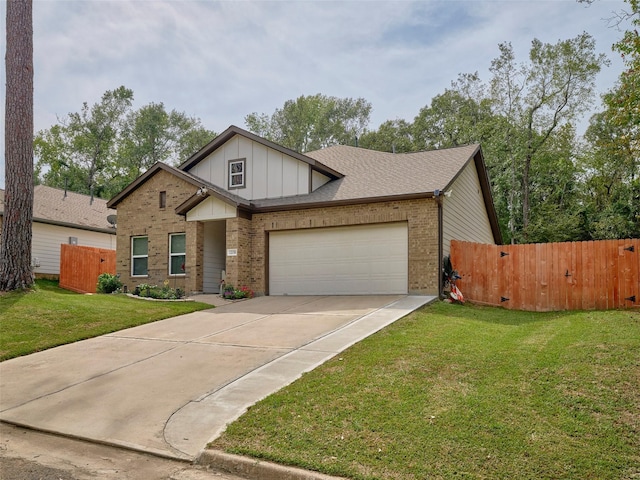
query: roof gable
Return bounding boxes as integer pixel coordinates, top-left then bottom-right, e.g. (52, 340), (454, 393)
(107, 161), (250, 211)
(107, 163), (202, 208)
(105, 127), (501, 244)
(179, 125), (343, 179)
(256, 143), (502, 244)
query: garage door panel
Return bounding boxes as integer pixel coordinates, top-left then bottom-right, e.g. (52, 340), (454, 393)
(269, 223), (408, 295)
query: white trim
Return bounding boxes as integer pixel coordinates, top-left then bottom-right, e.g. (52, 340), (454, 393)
(228, 158), (245, 189)
(131, 236), (149, 277)
(169, 233), (186, 276)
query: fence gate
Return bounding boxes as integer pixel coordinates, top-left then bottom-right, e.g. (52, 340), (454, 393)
(59, 244), (116, 294)
(450, 239), (639, 311)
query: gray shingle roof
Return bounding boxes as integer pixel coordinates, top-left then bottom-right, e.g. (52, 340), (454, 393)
(0, 185), (116, 233)
(253, 143), (480, 208)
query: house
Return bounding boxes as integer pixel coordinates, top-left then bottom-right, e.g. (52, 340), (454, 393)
(107, 125), (502, 296)
(0, 185), (116, 279)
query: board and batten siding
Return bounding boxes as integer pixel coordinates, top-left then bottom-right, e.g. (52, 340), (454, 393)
(32, 222), (116, 275)
(186, 134), (330, 201)
(442, 160), (495, 257)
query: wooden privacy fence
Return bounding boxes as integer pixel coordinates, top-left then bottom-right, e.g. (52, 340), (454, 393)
(450, 239), (639, 312)
(59, 244), (116, 294)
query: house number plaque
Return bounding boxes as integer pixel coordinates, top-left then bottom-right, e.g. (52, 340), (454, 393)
(227, 249), (238, 256)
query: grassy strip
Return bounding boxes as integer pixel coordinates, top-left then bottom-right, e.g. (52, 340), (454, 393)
(212, 302), (640, 480)
(0, 280), (211, 361)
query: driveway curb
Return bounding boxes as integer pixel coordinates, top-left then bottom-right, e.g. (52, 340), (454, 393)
(198, 450), (347, 480)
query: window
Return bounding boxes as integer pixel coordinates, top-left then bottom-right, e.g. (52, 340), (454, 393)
(131, 236), (148, 276)
(159, 191), (166, 209)
(169, 233), (186, 275)
(228, 158), (245, 189)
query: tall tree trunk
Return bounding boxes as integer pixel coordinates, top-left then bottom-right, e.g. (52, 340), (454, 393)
(1, 0), (34, 291)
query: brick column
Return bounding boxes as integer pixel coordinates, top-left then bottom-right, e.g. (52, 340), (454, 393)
(225, 216), (252, 289)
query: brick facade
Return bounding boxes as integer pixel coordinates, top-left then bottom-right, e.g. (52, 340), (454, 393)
(114, 170), (203, 294)
(246, 198), (439, 296)
(114, 170), (440, 296)
(224, 216), (252, 289)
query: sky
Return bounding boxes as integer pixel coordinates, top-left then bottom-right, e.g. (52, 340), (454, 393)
(0, 0), (631, 189)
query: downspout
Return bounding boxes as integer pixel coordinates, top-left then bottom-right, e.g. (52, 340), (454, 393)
(434, 190), (444, 298)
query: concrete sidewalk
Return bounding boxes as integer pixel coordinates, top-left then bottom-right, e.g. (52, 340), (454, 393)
(0, 295), (434, 462)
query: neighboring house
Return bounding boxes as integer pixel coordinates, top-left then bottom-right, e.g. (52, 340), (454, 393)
(107, 125), (502, 296)
(0, 185), (116, 278)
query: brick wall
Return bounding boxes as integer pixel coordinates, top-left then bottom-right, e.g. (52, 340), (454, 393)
(247, 198), (439, 295)
(115, 172), (440, 296)
(114, 170), (203, 294)
(224, 216), (252, 288)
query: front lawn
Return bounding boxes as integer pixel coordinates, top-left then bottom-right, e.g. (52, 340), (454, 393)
(211, 302), (640, 480)
(0, 280), (212, 361)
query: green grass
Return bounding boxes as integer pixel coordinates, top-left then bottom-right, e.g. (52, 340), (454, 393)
(211, 302), (640, 480)
(0, 279), (211, 361)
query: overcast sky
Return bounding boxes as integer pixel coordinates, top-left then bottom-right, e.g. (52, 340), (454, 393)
(0, 0), (630, 190)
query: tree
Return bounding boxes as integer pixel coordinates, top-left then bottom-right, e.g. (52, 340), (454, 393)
(34, 89), (215, 199)
(580, 111), (640, 239)
(358, 119), (416, 153)
(575, 0), (639, 239)
(489, 33), (607, 242)
(1, 0), (34, 291)
(105, 103), (214, 198)
(35, 86), (134, 199)
(413, 73), (495, 150)
(602, 0), (639, 169)
(245, 94), (371, 152)
(525, 125), (588, 242)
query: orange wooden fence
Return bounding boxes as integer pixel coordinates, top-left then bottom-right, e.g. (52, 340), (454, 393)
(59, 244), (116, 294)
(450, 239), (639, 311)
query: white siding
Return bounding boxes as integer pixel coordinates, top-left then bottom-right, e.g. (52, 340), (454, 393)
(442, 160), (495, 257)
(185, 134), (312, 200)
(311, 170), (331, 191)
(31, 222), (116, 275)
(203, 221), (226, 293)
(252, 144), (268, 199)
(186, 196), (237, 221)
(267, 149), (283, 197)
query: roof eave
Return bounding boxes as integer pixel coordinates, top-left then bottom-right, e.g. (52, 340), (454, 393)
(107, 163), (204, 209)
(251, 192), (438, 213)
(32, 217), (116, 234)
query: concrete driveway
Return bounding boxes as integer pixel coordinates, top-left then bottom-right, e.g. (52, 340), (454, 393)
(0, 295), (433, 461)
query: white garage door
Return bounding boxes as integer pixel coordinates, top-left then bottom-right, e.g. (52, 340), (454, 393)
(269, 222), (408, 295)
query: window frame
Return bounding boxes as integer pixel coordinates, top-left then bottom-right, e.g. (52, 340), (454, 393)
(159, 191), (166, 209)
(131, 236), (149, 277)
(228, 158), (246, 189)
(169, 233), (186, 276)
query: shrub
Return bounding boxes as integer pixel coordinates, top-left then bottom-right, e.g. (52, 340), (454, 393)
(133, 281), (184, 300)
(97, 273), (122, 294)
(222, 284), (254, 300)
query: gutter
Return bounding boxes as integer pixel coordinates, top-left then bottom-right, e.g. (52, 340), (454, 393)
(250, 191), (439, 214)
(32, 217), (116, 235)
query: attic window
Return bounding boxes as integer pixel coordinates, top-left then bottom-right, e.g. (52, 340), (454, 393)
(159, 191), (166, 209)
(228, 158), (245, 189)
